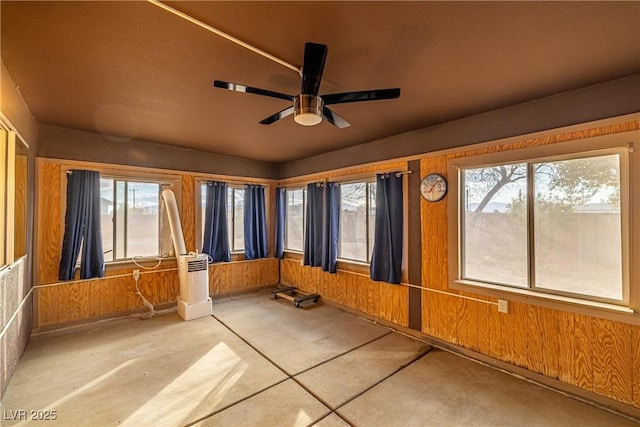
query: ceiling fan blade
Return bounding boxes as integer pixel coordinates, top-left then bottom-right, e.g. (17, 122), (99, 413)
(323, 88), (401, 105)
(213, 80), (294, 101)
(322, 107), (351, 128)
(301, 43), (328, 96)
(259, 106), (295, 125)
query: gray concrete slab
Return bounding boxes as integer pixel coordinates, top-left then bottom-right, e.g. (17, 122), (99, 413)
(311, 413), (352, 427)
(0, 313), (286, 427)
(193, 379), (331, 427)
(212, 293), (390, 375)
(337, 348), (637, 426)
(3, 292), (636, 427)
(296, 331), (432, 408)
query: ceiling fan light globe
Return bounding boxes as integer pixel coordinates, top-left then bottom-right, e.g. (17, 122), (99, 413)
(294, 94), (323, 126)
(294, 112), (323, 126)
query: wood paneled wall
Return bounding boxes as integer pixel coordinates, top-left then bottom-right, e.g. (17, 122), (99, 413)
(278, 160), (410, 326)
(280, 256), (409, 327)
(180, 174), (196, 252)
(37, 265), (179, 327)
(209, 258), (278, 296)
(35, 159), (278, 329)
(37, 160), (63, 285)
(420, 121), (640, 408)
(36, 258), (279, 328)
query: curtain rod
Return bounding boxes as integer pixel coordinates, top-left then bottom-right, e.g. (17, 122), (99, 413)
(381, 171), (412, 178)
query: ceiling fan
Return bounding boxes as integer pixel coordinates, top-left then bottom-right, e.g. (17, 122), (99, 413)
(213, 42), (401, 128)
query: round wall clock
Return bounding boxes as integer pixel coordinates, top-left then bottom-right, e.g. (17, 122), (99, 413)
(420, 173), (447, 202)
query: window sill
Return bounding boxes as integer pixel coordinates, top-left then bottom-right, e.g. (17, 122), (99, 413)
(337, 259), (370, 268)
(284, 249), (304, 255)
(451, 279), (638, 325)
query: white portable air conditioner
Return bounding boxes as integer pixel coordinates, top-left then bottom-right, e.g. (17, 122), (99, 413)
(161, 188), (212, 321)
(176, 253), (212, 321)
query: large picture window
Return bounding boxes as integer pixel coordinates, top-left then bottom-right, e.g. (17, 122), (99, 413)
(452, 141), (630, 307)
(100, 177), (172, 261)
(285, 188), (305, 252)
(338, 181), (376, 263)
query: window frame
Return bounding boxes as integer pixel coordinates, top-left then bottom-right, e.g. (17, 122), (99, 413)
(284, 187), (306, 253)
(99, 177), (160, 261)
(99, 175), (175, 262)
(448, 132), (638, 320)
(59, 165), (180, 267)
(0, 125), (9, 268)
(0, 117), (29, 270)
(196, 180), (267, 256)
(337, 179), (377, 264)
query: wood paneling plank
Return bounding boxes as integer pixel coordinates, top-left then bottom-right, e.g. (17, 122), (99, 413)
(556, 310), (575, 384)
(510, 302), (528, 369)
(591, 317), (614, 398)
(573, 314), (594, 392)
(38, 161), (62, 285)
(488, 304), (503, 360)
(455, 297), (469, 349)
(633, 325), (640, 407)
(476, 302), (491, 356)
(526, 305), (545, 375)
(439, 293), (458, 344)
(180, 175), (196, 252)
(610, 321), (633, 405)
(541, 307), (560, 379)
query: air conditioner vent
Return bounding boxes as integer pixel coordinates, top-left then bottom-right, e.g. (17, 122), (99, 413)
(187, 259), (208, 272)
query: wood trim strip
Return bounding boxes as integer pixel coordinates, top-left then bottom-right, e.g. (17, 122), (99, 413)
(408, 160), (422, 330)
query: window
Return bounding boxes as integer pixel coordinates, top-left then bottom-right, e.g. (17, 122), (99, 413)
(451, 142), (630, 307)
(0, 121), (28, 268)
(338, 181), (376, 263)
(100, 177), (172, 261)
(228, 186), (244, 252)
(285, 188), (305, 251)
(198, 183), (244, 253)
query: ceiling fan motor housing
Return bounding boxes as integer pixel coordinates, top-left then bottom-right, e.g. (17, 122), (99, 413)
(294, 94), (323, 126)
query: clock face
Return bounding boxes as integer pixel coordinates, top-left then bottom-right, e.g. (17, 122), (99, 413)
(420, 174), (447, 202)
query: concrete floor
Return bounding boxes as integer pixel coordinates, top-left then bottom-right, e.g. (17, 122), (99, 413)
(1, 290), (637, 427)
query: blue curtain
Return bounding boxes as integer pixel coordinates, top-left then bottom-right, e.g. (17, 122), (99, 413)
(244, 184), (268, 259)
(59, 170), (104, 280)
(303, 183), (324, 267)
(274, 187), (286, 259)
(370, 173), (403, 284)
(202, 181), (230, 262)
(321, 183), (340, 273)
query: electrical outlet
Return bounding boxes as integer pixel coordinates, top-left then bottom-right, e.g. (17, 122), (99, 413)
(132, 269), (140, 281)
(498, 299), (509, 314)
